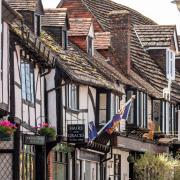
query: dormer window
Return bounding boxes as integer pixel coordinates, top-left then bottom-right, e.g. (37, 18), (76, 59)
(87, 35), (93, 56)
(166, 49), (175, 80)
(34, 14), (41, 36)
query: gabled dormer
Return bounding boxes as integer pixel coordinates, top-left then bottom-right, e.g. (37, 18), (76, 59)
(41, 8), (69, 49)
(94, 32), (111, 62)
(134, 25), (179, 80)
(7, 0), (44, 36)
(68, 18), (95, 56)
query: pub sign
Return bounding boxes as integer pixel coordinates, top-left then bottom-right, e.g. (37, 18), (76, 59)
(67, 124), (85, 143)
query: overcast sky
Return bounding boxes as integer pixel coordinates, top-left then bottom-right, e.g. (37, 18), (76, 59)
(42, 0), (180, 34)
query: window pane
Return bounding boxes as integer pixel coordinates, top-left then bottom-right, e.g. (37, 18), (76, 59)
(30, 73), (34, 103)
(100, 94), (107, 109)
(25, 64), (31, 102)
(99, 110), (106, 125)
(21, 63), (26, 100)
(127, 91), (134, 124)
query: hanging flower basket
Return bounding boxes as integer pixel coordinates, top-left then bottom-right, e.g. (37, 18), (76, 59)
(38, 123), (56, 142)
(0, 120), (17, 141)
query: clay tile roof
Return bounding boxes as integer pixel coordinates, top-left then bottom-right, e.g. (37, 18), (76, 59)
(6, 0), (39, 11)
(39, 31), (127, 93)
(178, 35), (180, 45)
(81, 0), (156, 30)
(2, 0), (23, 22)
(94, 32), (111, 50)
(42, 8), (67, 27)
(134, 25), (176, 48)
(68, 18), (92, 36)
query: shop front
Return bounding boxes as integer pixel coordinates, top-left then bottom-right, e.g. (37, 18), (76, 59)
(75, 149), (101, 180)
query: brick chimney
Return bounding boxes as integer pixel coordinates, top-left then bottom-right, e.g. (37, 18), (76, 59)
(108, 10), (131, 74)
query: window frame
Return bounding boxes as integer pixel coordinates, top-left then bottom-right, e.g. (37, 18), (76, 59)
(87, 35), (93, 57)
(21, 60), (35, 105)
(126, 89), (147, 128)
(66, 83), (79, 110)
(161, 101), (176, 135)
(166, 49), (175, 80)
(62, 29), (68, 50)
(96, 89), (111, 128)
(34, 13), (41, 36)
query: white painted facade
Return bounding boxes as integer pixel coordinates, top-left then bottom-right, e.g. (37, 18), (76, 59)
(13, 45), (45, 130)
(107, 148), (129, 180)
(0, 21), (9, 111)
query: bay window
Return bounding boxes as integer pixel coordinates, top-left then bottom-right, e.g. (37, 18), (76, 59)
(126, 90), (147, 128)
(161, 101), (176, 135)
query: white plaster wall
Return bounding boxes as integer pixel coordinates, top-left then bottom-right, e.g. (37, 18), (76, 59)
(46, 70), (57, 129)
(107, 149), (129, 180)
(22, 104), (29, 124)
(79, 85), (88, 138)
(29, 106), (36, 127)
(46, 69), (55, 91)
(34, 65), (40, 100)
(41, 76), (45, 122)
(2, 22), (9, 105)
(14, 86), (22, 119)
(14, 46), (22, 119)
(87, 87), (96, 123)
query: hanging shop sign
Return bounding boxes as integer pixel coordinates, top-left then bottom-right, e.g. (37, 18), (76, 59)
(67, 124), (85, 143)
(23, 134), (45, 146)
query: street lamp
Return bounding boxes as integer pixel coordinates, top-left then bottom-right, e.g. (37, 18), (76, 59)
(172, 0), (180, 11)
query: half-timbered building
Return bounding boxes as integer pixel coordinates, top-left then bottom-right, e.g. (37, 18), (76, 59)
(1, 0), (180, 180)
(58, 0), (180, 179)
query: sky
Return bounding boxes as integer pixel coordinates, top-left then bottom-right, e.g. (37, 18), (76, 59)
(42, 0), (180, 34)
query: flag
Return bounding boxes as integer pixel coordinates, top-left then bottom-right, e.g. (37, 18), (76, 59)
(88, 121), (97, 141)
(98, 96), (135, 135)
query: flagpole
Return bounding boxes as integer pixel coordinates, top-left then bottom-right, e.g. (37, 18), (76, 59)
(97, 95), (135, 135)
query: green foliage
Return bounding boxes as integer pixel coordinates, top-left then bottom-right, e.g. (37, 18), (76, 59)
(38, 127), (56, 139)
(134, 153), (180, 180)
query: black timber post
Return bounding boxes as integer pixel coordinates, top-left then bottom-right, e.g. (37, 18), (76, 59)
(10, 35), (20, 180)
(55, 67), (63, 136)
(35, 145), (46, 180)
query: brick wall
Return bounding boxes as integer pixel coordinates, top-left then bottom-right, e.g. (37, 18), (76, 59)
(48, 151), (54, 180)
(108, 10), (132, 74)
(69, 36), (87, 50)
(59, 0), (103, 32)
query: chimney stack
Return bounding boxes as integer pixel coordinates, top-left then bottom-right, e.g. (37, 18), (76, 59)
(108, 10), (131, 74)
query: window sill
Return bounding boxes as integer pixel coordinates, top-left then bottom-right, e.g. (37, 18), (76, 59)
(22, 99), (35, 108)
(65, 107), (80, 114)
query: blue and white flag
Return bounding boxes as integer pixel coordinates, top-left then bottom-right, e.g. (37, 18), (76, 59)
(88, 121), (97, 141)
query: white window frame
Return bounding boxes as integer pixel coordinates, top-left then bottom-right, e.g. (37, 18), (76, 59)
(166, 49), (175, 80)
(66, 84), (79, 110)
